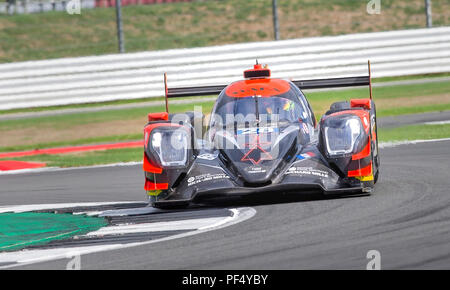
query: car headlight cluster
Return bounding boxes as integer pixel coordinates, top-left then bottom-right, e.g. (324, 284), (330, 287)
(150, 128), (189, 167)
(323, 116), (362, 156)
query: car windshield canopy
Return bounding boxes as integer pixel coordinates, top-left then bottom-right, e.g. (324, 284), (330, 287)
(211, 82), (313, 129)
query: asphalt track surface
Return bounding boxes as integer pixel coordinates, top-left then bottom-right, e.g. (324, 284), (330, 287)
(1, 139), (450, 269)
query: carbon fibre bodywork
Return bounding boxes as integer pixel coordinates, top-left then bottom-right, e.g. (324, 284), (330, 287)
(143, 65), (379, 208)
(148, 143), (366, 208)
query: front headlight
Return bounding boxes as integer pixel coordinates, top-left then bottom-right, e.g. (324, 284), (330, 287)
(151, 129), (189, 167)
(324, 117), (362, 156)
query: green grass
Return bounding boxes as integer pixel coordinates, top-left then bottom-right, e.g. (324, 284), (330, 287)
(0, 96), (166, 116)
(1, 80), (448, 132)
(0, 133), (142, 153)
(0, 100), (215, 131)
(6, 147), (142, 168)
(0, 212), (107, 251)
(0, 78), (448, 171)
(0, 73), (448, 116)
(376, 104), (450, 118)
(1, 0), (449, 63)
(6, 123), (450, 168)
(379, 123), (450, 142)
(306, 80), (450, 102)
(0, 80), (448, 153)
(372, 72), (450, 83)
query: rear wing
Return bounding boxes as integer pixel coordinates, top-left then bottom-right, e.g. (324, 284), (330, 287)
(164, 61), (373, 113)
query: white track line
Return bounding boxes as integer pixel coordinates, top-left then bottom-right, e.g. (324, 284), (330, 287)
(379, 138), (450, 148)
(424, 120), (450, 125)
(0, 201), (140, 214)
(86, 217), (227, 236)
(199, 208), (239, 231)
(0, 245), (124, 266)
(0, 166), (60, 175)
(0, 202), (256, 269)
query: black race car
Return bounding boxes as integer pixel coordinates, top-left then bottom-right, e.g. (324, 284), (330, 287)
(143, 63), (379, 208)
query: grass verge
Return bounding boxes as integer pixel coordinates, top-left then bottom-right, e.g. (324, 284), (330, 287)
(0, 80), (449, 151)
(3, 124), (450, 168)
(378, 123), (450, 142)
(1, 0), (449, 63)
(0, 73), (448, 117)
(4, 147), (142, 168)
(0, 212), (107, 251)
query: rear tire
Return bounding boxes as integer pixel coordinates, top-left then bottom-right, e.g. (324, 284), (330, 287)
(370, 100), (380, 184)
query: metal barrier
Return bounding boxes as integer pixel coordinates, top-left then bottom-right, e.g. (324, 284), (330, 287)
(0, 27), (449, 110)
(0, 0), (190, 14)
(0, 0), (95, 14)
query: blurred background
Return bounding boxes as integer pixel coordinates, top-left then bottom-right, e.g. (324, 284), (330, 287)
(0, 0), (449, 62)
(1, 1), (450, 270)
(0, 0), (449, 170)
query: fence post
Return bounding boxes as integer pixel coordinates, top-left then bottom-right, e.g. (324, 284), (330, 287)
(272, 0), (280, 40)
(115, 0), (125, 53)
(425, 0), (432, 28)
(7, 0), (14, 15)
(22, 0), (27, 14)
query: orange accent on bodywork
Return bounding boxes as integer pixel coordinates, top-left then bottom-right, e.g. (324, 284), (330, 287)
(352, 136), (371, 161)
(144, 122), (181, 131)
(143, 153), (162, 174)
(225, 78), (290, 98)
(144, 180), (168, 191)
(148, 112), (169, 122)
(350, 99), (371, 110)
(348, 162), (372, 177)
(143, 122), (184, 172)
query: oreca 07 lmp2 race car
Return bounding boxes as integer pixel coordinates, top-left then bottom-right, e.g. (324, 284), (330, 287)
(143, 63), (379, 208)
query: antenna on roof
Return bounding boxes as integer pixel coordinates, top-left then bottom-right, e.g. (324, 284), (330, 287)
(256, 59), (259, 65)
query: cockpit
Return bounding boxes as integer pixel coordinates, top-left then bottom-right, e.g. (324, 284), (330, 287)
(210, 79), (315, 130)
